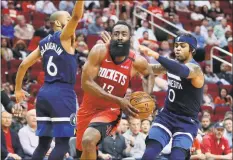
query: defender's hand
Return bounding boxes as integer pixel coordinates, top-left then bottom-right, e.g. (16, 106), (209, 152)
(101, 31), (111, 45)
(139, 45), (159, 58)
(15, 89), (30, 103)
(117, 98), (139, 118)
(12, 103), (25, 117)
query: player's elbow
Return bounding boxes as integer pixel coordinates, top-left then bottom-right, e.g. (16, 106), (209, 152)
(18, 62), (28, 71)
(71, 15), (80, 21)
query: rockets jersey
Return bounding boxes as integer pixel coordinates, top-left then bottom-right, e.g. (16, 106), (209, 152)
(80, 47), (135, 112)
(39, 31), (78, 85)
(164, 59), (203, 119)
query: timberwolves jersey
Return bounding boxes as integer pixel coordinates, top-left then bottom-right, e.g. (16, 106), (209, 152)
(39, 31), (78, 84)
(164, 59), (203, 119)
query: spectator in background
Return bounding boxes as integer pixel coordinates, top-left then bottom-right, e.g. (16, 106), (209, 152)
(135, 20), (157, 41)
(35, 0), (57, 15)
(1, 37), (13, 61)
(98, 124), (132, 160)
(124, 88), (133, 100)
(214, 88), (232, 107)
(202, 110), (211, 120)
(164, 1), (177, 18)
(214, 18), (231, 47)
(190, 138), (205, 160)
(148, 0), (164, 17)
(158, 41), (172, 57)
(123, 117), (146, 160)
(201, 122), (232, 159)
(34, 17), (53, 39)
(202, 84), (215, 109)
(203, 65), (228, 84)
(192, 26), (206, 49)
(138, 31), (159, 51)
(205, 26), (220, 46)
(223, 37), (233, 53)
(200, 116), (212, 135)
(119, 118), (129, 134)
(12, 40), (28, 60)
(223, 118), (232, 148)
(14, 15), (35, 40)
(18, 109), (37, 158)
(59, 0), (74, 14)
(141, 119), (151, 138)
(21, 1), (35, 12)
(87, 15), (104, 35)
(2, 0), (19, 22)
(201, 5), (212, 21)
(190, 6), (205, 21)
(217, 63), (232, 84)
(166, 14), (184, 34)
(1, 111), (24, 160)
(213, 1), (224, 19)
(1, 14), (14, 39)
(175, 0), (190, 13)
(200, 18), (209, 39)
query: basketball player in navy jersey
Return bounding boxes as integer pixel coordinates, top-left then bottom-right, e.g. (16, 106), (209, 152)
(139, 33), (204, 160)
(14, 1), (84, 159)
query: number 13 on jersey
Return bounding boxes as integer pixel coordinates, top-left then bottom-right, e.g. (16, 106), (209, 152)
(102, 83), (114, 94)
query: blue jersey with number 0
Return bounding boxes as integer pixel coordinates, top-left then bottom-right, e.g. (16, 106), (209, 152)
(164, 59), (203, 119)
(39, 31), (78, 84)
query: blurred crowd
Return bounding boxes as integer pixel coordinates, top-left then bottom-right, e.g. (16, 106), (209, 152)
(1, 0), (232, 160)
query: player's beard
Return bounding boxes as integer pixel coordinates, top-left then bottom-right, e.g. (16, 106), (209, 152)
(109, 39), (130, 60)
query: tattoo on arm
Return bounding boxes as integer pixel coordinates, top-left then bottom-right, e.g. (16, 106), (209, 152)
(186, 63), (203, 78)
(150, 64), (167, 75)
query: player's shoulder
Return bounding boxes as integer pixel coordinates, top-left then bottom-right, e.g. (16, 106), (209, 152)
(88, 43), (108, 63)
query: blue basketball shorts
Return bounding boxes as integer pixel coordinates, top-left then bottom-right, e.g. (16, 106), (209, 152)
(35, 82), (78, 137)
(148, 108), (199, 150)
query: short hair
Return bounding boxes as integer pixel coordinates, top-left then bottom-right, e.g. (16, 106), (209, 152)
(111, 20), (132, 35)
(143, 30), (149, 35)
(141, 119), (152, 125)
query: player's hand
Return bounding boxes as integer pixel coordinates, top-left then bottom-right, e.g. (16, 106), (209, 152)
(12, 103), (25, 117)
(102, 153), (112, 160)
(118, 98), (139, 118)
(101, 31), (111, 45)
(8, 153), (22, 160)
(15, 89), (30, 103)
(139, 45), (159, 58)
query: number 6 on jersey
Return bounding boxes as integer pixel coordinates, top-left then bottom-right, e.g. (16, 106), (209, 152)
(47, 56), (58, 76)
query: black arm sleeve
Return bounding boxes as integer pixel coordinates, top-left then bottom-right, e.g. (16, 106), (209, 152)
(1, 90), (14, 113)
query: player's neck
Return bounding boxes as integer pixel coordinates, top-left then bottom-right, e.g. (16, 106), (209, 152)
(53, 26), (62, 32)
(183, 55), (193, 64)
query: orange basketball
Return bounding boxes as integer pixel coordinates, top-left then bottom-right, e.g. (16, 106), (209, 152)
(130, 91), (155, 119)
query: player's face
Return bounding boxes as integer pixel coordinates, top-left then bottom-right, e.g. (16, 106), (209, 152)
(174, 42), (191, 62)
(110, 24), (131, 58)
(58, 12), (71, 29)
(141, 120), (150, 134)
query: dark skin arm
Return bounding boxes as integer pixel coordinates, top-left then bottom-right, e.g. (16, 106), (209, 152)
(81, 44), (139, 117)
(132, 55), (155, 94)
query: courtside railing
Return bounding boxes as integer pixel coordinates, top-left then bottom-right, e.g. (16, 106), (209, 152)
(210, 46), (232, 72)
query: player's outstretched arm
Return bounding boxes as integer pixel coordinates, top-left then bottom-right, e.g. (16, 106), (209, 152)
(81, 44), (139, 117)
(133, 55), (155, 94)
(15, 47), (41, 103)
(60, 1), (84, 40)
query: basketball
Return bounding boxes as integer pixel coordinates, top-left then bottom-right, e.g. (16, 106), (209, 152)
(130, 91), (155, 119)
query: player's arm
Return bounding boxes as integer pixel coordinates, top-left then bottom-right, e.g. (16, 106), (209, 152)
(149, 64), (167, 75)
(15, 47), (41, 102)
(133, 55), (155, 94)
(60, 1), (84, 40)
